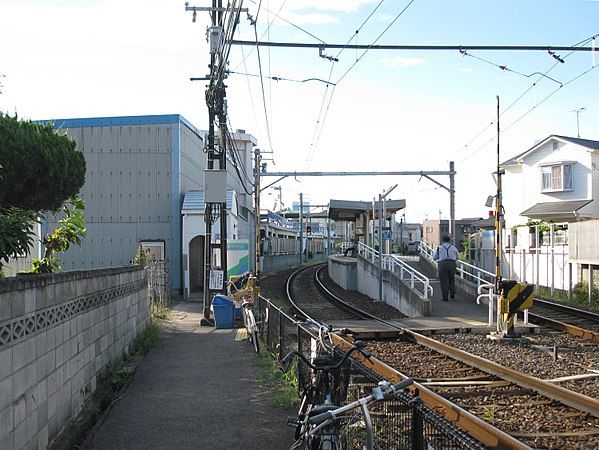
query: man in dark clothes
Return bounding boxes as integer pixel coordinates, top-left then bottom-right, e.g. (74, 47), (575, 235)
(433, 235), (459, 301)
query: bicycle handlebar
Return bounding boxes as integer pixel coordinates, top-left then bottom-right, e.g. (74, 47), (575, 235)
(308, 378), (414, 426)
(281, 344), (368, 373)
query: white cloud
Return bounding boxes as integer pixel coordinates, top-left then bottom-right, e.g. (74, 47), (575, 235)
(381, 57), (425, 68)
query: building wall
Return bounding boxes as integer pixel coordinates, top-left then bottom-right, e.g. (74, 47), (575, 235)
(503, 140), (597, 227)
(42, 115), (205, 292)
(0, 266), (148, 450)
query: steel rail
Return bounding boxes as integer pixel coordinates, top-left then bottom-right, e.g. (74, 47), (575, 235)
(285, 264), (371, 322)
(405, 330), (599, 418)
(527, 312), (599, 342)
(302, 264), (599, 417)
(528, 298), (599, 342)
(330, 333), (529, 450)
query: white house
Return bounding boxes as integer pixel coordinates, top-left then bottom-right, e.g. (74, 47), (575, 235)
(501, 135), (599, 229)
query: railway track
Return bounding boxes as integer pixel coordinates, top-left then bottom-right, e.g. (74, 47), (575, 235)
(286, 264), (599, 449)
(529, 297), (599, 342)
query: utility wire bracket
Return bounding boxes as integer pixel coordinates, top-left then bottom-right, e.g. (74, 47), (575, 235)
(319, 46), (339, 62)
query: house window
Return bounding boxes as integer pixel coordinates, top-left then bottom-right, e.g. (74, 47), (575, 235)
(425, 226), (433, 233)
(541, 163), (573, 192)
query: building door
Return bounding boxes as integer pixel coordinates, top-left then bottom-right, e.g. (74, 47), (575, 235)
(189, 235), (204, 293)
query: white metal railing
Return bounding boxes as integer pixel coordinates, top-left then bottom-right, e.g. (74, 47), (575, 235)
(419, 241), (495, 287)
(358, 242), (433, 299)
(384, 255), (433, 299)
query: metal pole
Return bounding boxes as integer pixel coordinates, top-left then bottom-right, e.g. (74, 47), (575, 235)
(326, 214), (331, 256)
(299, 193), (304, 265)
(254, 149), (261, 276)
(449, 161), (455, 244)
(378, 194), (383, 301)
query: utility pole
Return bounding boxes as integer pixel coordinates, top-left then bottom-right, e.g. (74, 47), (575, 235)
(299, 193), (304, 264)
(449, 161), (455, 243)
(378, 184), (398, 301)
(185, 1), (245, 325)
(495, 96), (502, 288)
(254, 148), (262, 277)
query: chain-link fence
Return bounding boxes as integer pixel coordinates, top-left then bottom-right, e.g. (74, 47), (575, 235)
(146, 260), (171, 311)
(255, 295), (487, 450)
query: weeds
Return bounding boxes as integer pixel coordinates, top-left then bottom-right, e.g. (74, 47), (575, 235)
(481, 405), (496, 423)
(129, 323), (161, 356)
(256, 345), (300, 409)
(105, 360), (133, 391)
(538, 284), (599, 311)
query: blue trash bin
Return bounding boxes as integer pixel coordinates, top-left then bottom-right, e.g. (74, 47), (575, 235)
(212, 295), (235, 329)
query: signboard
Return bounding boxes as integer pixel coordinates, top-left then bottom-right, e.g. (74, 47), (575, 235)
(382, 230), (392, 240)
(227, 240), (250, 278)
(209, 270), (224, 290)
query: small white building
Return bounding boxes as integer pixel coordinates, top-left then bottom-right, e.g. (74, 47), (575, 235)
(501, 135), (599, 229)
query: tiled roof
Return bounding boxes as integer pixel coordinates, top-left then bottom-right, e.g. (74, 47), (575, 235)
(520, 199), (592, 217)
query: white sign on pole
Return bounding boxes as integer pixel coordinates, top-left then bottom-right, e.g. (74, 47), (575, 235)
(209, 270), (224, 290)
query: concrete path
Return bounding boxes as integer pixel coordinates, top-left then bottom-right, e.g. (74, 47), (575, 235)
(403, 257), (489, 319)
(84, 302), (293, 450)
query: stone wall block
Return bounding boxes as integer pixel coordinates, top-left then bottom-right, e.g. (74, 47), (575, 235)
(0, 347), (13, 381)
(25, 410), (37, 445)
(23, 290), (36, 315)
(10, 291), (25, 320)
(0, 405), (14, 441)
(37, 424), (48, 450)
(13, 419), (26, 450)
(0, 293), (11, 321)
(24, 338), (36, 366)
(0, 377), (13, 412)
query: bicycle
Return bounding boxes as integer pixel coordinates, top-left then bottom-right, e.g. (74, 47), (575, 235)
(281, 320), (414, 450)
(227, 272), (260, 353)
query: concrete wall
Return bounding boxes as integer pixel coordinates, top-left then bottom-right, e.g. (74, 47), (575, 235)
(328, 256), (357, 291)
(357, 255), (431, 317)
(0, 266), (148, 450)
(261, 254), (299, 273)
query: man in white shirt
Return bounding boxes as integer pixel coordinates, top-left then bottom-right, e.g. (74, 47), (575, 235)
(433, 235), (459, 301)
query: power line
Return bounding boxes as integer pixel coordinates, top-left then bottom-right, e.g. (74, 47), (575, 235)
(253, 17), (276, 159)
(454, 33), (598, 164)
(228, 70), (335, 85)
(245, 0), (324, 44)
(305, 0), (416, 167)
(304, 0), (390, 168)
(456, 63), (599, 165)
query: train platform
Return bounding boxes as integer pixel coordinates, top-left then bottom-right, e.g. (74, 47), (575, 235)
(83, 302), (292, 449)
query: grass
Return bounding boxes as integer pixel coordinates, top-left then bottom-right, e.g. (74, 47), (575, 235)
(538, 284), (599, 311)
(103, 305), (170, 390)
(255, 345), (300, 409)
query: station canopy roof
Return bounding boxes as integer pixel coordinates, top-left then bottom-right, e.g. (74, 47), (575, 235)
(328, 199), (406, 221)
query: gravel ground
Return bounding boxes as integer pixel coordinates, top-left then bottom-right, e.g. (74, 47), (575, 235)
(366, 338), (599, 450)
(318, 268), (405, 320)
(434, 331), (599, 398)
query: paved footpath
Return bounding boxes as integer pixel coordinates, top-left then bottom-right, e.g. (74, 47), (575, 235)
(84, 302), (293, 450)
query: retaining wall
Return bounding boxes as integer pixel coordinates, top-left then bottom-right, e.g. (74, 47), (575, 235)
(0, 266), (148, 450)
(357, 255), (431, 316)
(328, 256), (357, 291)
(261, 253), (327, 274)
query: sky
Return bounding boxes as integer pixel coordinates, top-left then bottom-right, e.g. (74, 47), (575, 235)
(1, 0), (599, 223)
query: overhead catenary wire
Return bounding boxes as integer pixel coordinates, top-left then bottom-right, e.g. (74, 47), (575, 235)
(305, 0), (416, 167)
(454, 33), (599, 164)
(304, 0), (390, 168)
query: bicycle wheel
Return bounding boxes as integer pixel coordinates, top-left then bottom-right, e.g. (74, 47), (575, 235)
(244, 308), (260, 353)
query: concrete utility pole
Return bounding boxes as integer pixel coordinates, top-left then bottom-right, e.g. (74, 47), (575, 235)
(185, 1), (247, 325)
(299, 193), (304, 264)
